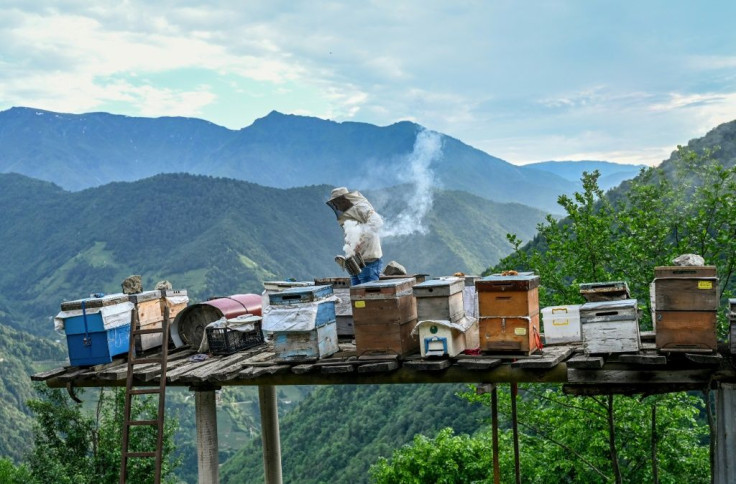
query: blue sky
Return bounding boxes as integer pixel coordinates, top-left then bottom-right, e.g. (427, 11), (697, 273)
(2, 1), (735, 166)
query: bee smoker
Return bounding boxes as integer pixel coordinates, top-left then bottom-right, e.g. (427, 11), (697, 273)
(335, 252), (366, 276)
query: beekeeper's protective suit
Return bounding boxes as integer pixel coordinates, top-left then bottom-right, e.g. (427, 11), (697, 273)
(326, 187), (383, 285)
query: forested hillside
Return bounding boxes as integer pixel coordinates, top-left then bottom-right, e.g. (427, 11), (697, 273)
(220, 384), (487, 484)
(0, 173), (546, 338)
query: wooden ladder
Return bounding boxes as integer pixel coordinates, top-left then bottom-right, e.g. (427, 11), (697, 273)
(119, 297), (171, 484)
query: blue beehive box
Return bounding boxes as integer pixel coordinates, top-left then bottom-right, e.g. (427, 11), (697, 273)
(263, 285), (338, 360)
(56, 294), (133, 367)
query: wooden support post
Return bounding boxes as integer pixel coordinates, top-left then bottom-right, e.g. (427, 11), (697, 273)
(195, 389), (219, 484)
(715, 383), (736, 484)
(491, 385), (500, 484)
(259, 385), (283, 484)
(511, 383), (521, 484)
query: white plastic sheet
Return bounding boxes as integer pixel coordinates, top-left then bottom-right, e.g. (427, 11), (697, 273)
(412, 315), (476, 336)
(262, 295), (340, 332)
(54, 301), (135, 332)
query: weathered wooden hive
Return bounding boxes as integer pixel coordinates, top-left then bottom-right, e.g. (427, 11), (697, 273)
(475, 272), (541, 354)
(263, 285), (338, 360)
(581, 299), (640, 354)
(579, 281), (630, 302)
(652, 265), (717, 353)
(128, 289), (188, 352)
(412, 277), (479, 357)
(350, 277), (418, 356)
(314, 277), (353, 338)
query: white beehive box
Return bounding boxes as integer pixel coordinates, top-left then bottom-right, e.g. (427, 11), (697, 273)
(541, 305), (581, 344)
(415, 317), (479, 357)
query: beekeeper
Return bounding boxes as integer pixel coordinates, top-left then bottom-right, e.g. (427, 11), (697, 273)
(326, 187), (383, 285)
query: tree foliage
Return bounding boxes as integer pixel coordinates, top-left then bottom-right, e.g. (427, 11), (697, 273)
(23, 386), (180, 484)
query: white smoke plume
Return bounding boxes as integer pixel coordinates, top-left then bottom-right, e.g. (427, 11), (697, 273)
(380, 129), (443, 238)
(342, 219), (364, 257)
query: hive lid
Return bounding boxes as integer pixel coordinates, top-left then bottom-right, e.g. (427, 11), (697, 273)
(61, 293), (130, 311)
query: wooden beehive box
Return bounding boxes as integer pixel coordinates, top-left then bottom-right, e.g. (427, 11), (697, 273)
(351, 278), (418, 356)
(654, 311), (716, 352)
(479, 314), (540, 354)
(579, 281), (630, 302)
(416, 317), (479, 357)
(264, 285), (338, 360)
(413, 277), (465, 322)
(654, 265), (717, 279)
(315, 277), (353, 338)
(476, 273), (540, 317)
(128, 289), (190, 352)
(653, 270), (718, 311)
(581, 299), (640, 354)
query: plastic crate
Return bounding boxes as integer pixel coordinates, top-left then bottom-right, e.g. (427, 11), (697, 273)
(206, 322), (264, 355)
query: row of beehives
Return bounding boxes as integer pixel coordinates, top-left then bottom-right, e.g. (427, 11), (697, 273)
(54, 290), (189, 367)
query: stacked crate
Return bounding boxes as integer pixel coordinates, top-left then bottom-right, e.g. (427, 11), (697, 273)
(56, 294), (134, 366)
(476, 273), (541, 354)
(581, 299), (640, 354)
(579, 281), (630, 302)
(264, 285), (339, 360)
(351, 277), (418, 356)
(653, 266), (718, 353)
(314, 277), (354, 338)
(128, 289), (188, 352)
(413, 277), (479, 357)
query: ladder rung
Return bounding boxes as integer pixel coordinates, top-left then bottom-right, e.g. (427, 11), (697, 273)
(133, 328), (165, 335)
(124, 451), (157, 458)
(127, 419), (160, 427)
(129, 388), (163, 396)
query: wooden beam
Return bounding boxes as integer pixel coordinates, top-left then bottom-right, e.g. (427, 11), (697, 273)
(194, 389), (219, 484)
(715, 383), (736, 484)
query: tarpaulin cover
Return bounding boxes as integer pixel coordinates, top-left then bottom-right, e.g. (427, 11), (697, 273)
(412, 315), (476, 336)
(262, 295), (340, 332)
(54, 301), (134, 332)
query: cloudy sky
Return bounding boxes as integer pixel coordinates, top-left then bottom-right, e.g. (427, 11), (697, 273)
(2, 1), (736, 166)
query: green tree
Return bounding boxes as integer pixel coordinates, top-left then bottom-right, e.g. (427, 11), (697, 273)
(24, 386), (180, 484)
(0, 457), (32, 484)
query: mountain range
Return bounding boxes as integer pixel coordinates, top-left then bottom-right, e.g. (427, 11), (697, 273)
(0, 107), (643, 214)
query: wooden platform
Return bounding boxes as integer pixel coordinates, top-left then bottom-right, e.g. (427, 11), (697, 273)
(32, 340), (736, 395)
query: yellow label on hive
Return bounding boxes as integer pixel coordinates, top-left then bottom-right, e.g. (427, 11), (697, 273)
(552, 319), (570, 326)
(354, 300), (366, 308)
(514, 327), (527, 335)
(698, 281), (713, 290)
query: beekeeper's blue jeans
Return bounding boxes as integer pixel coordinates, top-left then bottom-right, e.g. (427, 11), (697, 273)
(351, 258), (382, 286)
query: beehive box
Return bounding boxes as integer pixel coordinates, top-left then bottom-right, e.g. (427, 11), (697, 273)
(351, 278), (418, 356)
(654, 311), (716, 352)
(315, 277), (353, 338)
(264, 285), (338, 360)
(581, 299), (640, 354)
(653, 276), (718, 311)
(654, 266), (717, 279)
(479, 314), (541, 354)
(416, 317), (479, 357)
(127, 290), (190, 352)
(476, 273), (540, 317)
(541, 305), (582, 344)
(414, 277), (465, 322)
(579, 281), (630, 302)
(57, 294), (133, 366)
(272, 321), (339, 360)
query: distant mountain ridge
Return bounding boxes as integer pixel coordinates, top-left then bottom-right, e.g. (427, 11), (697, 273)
(0, 107), (581, 213)
(525, 160), (645, 191)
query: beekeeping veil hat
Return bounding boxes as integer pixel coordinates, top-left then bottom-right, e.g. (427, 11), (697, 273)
(326, 187), (374, 223)
(326, 187), (352, 219)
